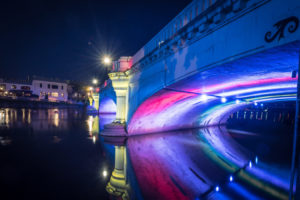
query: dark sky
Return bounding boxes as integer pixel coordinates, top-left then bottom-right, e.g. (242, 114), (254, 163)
(0, 0), (191, 82)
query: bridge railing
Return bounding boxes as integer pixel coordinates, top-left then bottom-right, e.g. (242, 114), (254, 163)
(132, 0), (219, 65)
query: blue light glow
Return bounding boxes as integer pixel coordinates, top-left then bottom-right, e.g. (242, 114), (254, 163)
(201, 94), (208, 101)
(215, 186), (220, 192)
(229, 175), (234, 182)
(255, 156), (258, 164)
(221, 97), (227, 103)
(235, 99), (241, 104)
(254, 102), (258, 106)
(249, 161), (252, 168)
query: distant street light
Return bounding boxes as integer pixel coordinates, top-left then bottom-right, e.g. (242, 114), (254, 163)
(102, 56), (112, 66)
(92, 79), (98, 85)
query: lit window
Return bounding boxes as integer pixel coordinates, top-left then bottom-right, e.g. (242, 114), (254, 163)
(11, 85), (17, 89)
(51, 92), (58, 97)
(61, 93), (64, 97)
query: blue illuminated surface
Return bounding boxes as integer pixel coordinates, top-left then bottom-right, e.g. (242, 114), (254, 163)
(125, 126), (291, 200)
(128, 42), (300, 134)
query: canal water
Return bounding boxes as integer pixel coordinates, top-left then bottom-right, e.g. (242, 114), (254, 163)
(0, 103), (295, 200)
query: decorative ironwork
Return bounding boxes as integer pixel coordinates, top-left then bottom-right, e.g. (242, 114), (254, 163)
(265, 16), (299, 43)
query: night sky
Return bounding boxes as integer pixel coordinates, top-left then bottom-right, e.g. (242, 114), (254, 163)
(0, 0), (191, 82)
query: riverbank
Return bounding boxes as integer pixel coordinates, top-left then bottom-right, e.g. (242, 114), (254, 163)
(0, 97), (86, 109)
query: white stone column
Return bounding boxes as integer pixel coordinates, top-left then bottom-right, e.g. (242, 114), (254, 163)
(109, 72), (129, 124)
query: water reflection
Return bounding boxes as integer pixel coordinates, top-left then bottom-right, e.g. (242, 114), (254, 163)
(0, 107), (292, 199)
(87, 115), (99, 144)
(0, 108), (112, 199)
(103, 126), (292, 200)
(0, 108), (84, 131)
(106, 144), (130, 200)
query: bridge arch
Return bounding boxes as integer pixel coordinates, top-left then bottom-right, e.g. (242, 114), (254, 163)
(127, 41), (299, 135)
(99, 82), (117, 114)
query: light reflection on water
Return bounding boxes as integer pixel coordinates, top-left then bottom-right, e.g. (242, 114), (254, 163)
(0, 108), (294, 200)
(0, 108), (115, 200)
(109, 126), (292, 200)
(0, 108), (85, 131)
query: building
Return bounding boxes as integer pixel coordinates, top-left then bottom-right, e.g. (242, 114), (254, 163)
(0, 80), (33, 98)
(0, 78), (68, 102)
(32, 79), (68, 102)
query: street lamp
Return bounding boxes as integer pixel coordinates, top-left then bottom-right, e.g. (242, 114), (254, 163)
(92, 79), (98, 85)
(102, 56), (112, 66)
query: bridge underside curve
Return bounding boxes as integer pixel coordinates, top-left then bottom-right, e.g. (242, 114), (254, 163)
(99, 97), (117, 114)
(128, 41), (299, 135)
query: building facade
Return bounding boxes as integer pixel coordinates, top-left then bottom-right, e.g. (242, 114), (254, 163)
(0, 79), (68, 102)
(32, 80), (68, 102)
(0, 80), (33, 97)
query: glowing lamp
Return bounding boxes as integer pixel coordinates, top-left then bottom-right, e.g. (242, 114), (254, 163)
(229, 175), (234, 182)
(102, 56), (112, 65)
(215, 186), (220, 192)
(103, 170), (108, 177)
(92, 79), (98, 84)
(249, 161), (252, 168)
(255, 156), (258, 164)
(235, 99), (241, 104)
(201, 94), (208, 101)
(221, 97), (227, 103)
(254, 102), (258, 106)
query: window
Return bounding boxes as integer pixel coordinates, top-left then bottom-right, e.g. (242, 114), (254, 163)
(61, 86), (64, 90)
(48, 84), (50, 89)
(11, 85), (17, 89)
(61, 93), (64, 97)
(51, 92), (58, 97)
(40, 83), (42, 88)
(52, 85), (58, 89)
(0, 84), (5, 91)
(21, 86), (30, 90)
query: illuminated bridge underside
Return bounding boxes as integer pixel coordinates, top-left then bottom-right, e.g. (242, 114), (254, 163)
(128, 42), (299, 135)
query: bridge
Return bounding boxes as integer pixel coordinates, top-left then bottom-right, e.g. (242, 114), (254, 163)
(95, 0), (300, 198)
(98, 0), (300, 135)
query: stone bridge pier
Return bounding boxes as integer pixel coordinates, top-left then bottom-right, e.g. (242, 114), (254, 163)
(109, 72), (129, 124)
(101, 57), (131, 136)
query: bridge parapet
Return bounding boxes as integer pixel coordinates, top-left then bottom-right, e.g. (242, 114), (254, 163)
(112, 56), (132, 72)
(131, 0), (267, 72)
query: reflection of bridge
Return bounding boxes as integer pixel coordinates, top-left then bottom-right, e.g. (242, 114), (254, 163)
(98, 0), (300, 198)
(102, 125), (292, 200)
